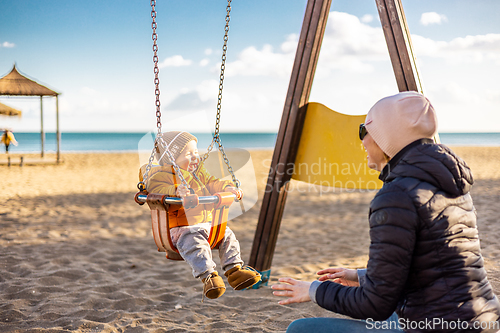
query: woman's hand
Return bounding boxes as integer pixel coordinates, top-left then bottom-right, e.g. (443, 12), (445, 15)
(176, 184), (190, 198)
(271, 277), (311, 305)
(317, 267), (359, 287)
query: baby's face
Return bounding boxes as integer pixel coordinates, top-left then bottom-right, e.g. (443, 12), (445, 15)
(175, 140), (200, 172)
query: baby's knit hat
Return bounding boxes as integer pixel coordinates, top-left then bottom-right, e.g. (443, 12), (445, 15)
(156, 131), (197, 165)
(365, 91), (438, 158)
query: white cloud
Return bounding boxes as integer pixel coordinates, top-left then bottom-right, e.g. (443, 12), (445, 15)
(432, 81), (481, 104)
(158, 55), (192, 68)
(225, 44), (295, 77)
(1, 41), (15, 48)
(420, 12), (448, 26)
(280, 33), (299, 54)
(316, 12), (388, 73)
(412, 33), (500, 64)
(196, 80), (218, 102)
(225, 12), (388, 78)
(199, 59), (209, 67)
(164, 80), (218, 111)
(145, 10), (500, 133)
(360, 14), (374, 23)
(204, 48), (213, 56)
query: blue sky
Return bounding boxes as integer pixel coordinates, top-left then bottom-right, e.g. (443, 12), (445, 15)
(0, 0), (499, 133)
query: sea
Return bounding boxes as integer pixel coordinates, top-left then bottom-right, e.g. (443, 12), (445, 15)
(3, 132), (500, 153)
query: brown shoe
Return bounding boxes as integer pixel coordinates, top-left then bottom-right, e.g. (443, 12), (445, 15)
(224, 265), (261, 290)
(202, 272), (226, 299)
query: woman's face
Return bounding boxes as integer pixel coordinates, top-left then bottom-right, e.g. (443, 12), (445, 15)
(362, 133), (388, 171)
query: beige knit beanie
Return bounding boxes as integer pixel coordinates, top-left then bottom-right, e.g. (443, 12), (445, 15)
(365, 91), (438, 158)
(156, 131), (197, 165)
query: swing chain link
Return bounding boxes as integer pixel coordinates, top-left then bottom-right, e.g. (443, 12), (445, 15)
(140, 0), (240, 191)
(151, 0), (162, 136)
(139, 0), (188, 191)
(201, 0), (231, 162)
(200, 0), (241, 189)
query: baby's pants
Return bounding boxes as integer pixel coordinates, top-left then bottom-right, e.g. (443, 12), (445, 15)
(170, 223), (244, 279)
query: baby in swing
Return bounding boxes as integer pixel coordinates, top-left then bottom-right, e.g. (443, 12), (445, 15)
(146, 131), (261, 299)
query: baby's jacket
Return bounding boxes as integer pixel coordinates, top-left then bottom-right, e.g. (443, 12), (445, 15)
(146, 164), (233, 228)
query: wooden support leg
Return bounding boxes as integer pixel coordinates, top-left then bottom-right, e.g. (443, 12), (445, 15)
(249, 0), (332, 283)
(376, 0), (423, 93)
(376, 0), (435, 142)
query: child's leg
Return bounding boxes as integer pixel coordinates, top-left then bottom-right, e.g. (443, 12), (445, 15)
(217, 226), (244, 271)
(220, 227), (261, 290)
(173, 224), (217, 279)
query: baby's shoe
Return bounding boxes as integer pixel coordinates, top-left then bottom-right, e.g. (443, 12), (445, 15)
(224, 265), (261, 290)
(202, 271), (226, 299)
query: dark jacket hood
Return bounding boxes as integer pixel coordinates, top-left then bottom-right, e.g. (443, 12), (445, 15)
(380, 139), (474, 197)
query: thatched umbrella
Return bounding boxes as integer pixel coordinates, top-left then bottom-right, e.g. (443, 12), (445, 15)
(0, 102), (22, 117)
(0, 64), (61, 161)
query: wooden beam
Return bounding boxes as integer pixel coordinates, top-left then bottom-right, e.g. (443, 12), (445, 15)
(40, 96), (45, 158)
(249, 0), (332, 276)
(376, 0), (423, 93)
(56, 95), (61, 163)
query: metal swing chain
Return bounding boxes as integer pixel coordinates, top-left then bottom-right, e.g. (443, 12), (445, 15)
(200, 0), (241, 189)
(138, 0), (188, 191)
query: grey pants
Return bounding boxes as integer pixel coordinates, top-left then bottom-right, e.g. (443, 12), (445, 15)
(170, 223), (244, 279)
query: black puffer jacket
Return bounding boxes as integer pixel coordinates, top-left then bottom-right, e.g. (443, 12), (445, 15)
(316, 139), (500, 332)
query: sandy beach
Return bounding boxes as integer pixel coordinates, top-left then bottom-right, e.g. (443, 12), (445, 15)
(1, 147), (500, 332)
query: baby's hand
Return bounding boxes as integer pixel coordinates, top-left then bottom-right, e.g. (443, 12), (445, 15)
(176, 184), (190, 198)
(225, 186), (243, 200)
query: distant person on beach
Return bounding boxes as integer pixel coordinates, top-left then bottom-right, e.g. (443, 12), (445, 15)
(145, 131), (261, 300)
(1, 129), (18, 153)
(272, 92), (500, 332)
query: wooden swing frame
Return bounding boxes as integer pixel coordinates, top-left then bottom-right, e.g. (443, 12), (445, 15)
(249, 0), (426, 286)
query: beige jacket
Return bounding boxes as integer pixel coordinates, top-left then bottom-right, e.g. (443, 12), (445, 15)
(145, 164), (233, 228)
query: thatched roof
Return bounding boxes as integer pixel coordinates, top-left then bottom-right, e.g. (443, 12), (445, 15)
(0, 64), (59, 96)
(0, 102), (22, 117)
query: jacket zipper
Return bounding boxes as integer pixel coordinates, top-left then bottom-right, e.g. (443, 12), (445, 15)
(192, 172), (209, 223)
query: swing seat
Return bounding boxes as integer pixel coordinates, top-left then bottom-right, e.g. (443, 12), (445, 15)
(293, 102), (383, 190)
(139, 192), (235, 260)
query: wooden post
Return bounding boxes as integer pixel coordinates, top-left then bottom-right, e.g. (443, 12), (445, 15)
(249, 0), (332, 282)
(375, 0), (423, 93)
(375, 0), (437, 141)
(40, 95), (45, 158)
(56, 95), (61, 163)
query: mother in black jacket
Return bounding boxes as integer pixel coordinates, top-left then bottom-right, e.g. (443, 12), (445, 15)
(272, 92), (500, 333)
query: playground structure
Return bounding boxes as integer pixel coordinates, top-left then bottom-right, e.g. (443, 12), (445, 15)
(137, 0), (432, 287)
(248, 0), (427, 286)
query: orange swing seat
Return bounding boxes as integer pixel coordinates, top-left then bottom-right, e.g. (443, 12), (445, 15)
(136, 192), (235, 260)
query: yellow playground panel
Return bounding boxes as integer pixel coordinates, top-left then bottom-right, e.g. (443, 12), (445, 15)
(292, 102), (382, 190)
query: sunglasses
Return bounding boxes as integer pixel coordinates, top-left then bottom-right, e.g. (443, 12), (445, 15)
(359, 123), (368, 140)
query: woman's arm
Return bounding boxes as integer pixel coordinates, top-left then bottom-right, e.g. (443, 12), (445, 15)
(315, 190), (419, 320)
(273, 188), (418, 321)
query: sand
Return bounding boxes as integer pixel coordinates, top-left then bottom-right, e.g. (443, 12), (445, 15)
(1, 147), (500, 332)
